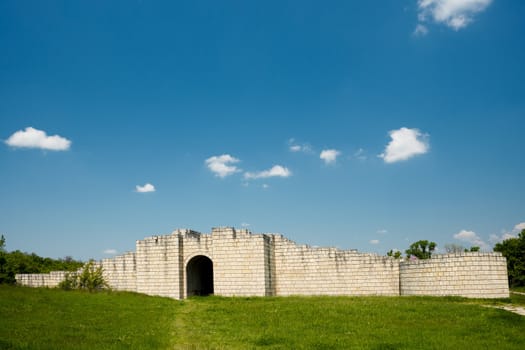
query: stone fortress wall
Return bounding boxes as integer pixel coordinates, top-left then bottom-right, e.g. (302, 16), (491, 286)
(400, 252), (509, 298)
(16, 227), (509, 299)
(272, 235), (399, 296)
(15, 271), (67, 288)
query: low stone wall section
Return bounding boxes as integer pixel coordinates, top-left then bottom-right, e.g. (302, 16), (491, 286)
(273, 235), (400, 296)
(400, 252), (509, 298)
(15, 271), (67, 288)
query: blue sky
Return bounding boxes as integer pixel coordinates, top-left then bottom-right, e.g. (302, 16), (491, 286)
(1, 0), (524, 260)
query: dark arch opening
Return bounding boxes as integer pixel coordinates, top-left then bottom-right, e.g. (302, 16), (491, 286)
(186, 255), (214, 297)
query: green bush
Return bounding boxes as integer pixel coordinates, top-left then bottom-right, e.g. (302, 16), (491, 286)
(405, 240), (436, 259)
(59, 260), (108, 292)
(59, 272), (79, 291)
(386, 249), (402, 258)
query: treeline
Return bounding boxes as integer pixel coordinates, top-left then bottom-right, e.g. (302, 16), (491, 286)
(494, 229), (525, 287)
(0, 235), (84, 284)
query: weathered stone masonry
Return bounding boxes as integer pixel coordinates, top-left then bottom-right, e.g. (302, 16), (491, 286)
(16, 227), (509, 298)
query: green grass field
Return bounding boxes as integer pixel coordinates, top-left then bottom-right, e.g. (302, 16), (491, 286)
(511, 286), (525, 294)
(0, 285), (180, 350)
(1, 285), (524, 349)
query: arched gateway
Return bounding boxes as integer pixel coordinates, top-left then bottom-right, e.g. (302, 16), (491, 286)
(186, 255), (214, 297)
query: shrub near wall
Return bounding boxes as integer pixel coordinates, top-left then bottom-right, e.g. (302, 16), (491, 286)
(59, 261), (108, 292)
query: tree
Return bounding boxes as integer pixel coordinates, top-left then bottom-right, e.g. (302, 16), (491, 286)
(0, 235), (84, 285)
(405, 240), (436, 259)
(444, 244), (480, 253)
(494, 229), (525, 287)
(59, 260), (108, 292)
(387, 249), (402, 259)
(444, 243), (464, 253)
(0, 235), (7, 283)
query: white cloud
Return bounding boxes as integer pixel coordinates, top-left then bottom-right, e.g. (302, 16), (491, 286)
(413, 23), (429, 36)
(244, 165), (292, 180)
(262, 184), (270, 189)
(370, 239), (380, 245)
(380, 127), (429, 163)
(205, 154), (241, 178)
(5, 126), (71, 151)
(489, 222), (525, 244)
(489, 233), (515, 244)
(103, 249), (117, 255)
(453, 229), (488, 249)
(354, 148), (367, 160)
(135, 183), (156, 193)
(514, 222), (525, 232)
(417, 0), (492, 31)
(241, 222), (250, 227)
(288, 138), (312, 153)
(377, 229), (388, 234)
(320, 149), (341, 165)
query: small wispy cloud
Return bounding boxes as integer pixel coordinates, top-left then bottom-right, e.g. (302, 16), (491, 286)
(354, 148), (367, 160)
(515, 222), (525, 232)
(370, 239), (380, 245)
(205, 154), (241, 178)
(377, 229), (388, 234)
(489, 222), (525, 244)
(288, 138), (312, 153)
(135, 183), (156, 193)
(413, 23), (429, 36)
(103, 249), (117, 255)
(241, 222), (250, 228)
(244, 165), (292, 180)
(379, 127), (429, 163)
(416, 0), (493, 33)
(5, 126), (71, 151)
(320, 149), (341, 165)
